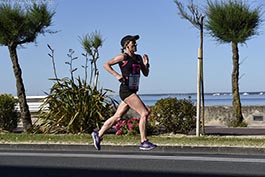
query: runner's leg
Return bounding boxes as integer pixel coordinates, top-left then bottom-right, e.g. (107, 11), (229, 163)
(98, 101), (129, 138)
(124, 93), (149, 142)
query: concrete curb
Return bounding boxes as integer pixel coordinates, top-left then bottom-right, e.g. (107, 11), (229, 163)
(1, 143), (265, 155)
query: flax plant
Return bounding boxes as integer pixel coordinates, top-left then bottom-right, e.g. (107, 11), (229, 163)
(37, 38), (116, 134)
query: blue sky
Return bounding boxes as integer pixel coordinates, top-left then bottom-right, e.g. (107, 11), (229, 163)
(0, 0), (265, 96)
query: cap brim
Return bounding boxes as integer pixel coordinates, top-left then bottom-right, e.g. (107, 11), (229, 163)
(133, 35), (140, 40)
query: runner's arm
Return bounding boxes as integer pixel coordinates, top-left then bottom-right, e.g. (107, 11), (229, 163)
(104, 54), (125, 81)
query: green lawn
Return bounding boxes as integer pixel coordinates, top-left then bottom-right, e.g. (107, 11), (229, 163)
(1, 133), (265, 148)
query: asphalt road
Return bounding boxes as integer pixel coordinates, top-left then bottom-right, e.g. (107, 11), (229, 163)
(0, 149), (265, 177)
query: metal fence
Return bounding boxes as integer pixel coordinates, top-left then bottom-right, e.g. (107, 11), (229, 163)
(15, 95), (46, 113)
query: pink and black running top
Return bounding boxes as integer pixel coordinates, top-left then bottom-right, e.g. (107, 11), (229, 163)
(119, 53), (142, 91)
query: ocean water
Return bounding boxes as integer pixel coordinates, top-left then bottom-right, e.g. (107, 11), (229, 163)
(137, 92), (265, 106)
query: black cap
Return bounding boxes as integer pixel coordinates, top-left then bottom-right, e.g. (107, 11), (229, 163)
(120, 35), (140, 47)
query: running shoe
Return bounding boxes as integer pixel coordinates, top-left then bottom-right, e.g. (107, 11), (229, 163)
(91, 131), (101, 150)
(139, 140), (157, 150)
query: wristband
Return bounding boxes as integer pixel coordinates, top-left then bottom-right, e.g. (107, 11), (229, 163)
(119, 77), (124, 83)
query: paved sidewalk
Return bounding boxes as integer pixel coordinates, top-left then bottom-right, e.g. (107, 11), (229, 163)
(189, 126), (265, 136)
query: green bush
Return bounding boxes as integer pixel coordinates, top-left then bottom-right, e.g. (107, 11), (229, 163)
(0, 94), (18, 131)
(150, 97), (196, 134)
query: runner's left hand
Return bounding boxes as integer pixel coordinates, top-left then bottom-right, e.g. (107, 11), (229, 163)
(143, 54), (149, 65)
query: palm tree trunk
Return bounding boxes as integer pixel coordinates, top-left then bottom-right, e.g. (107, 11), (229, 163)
(8, 45), (32, 132)
(231, 42), (244, 126)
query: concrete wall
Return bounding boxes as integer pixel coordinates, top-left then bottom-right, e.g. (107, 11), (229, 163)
(204, 106), (265, 126)
(126, 105), (265, 127)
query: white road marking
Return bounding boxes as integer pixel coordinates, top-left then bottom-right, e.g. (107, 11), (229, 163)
(0, 152), (265, 163)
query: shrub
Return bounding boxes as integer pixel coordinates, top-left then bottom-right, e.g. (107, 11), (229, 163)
(227, 118), (248, 128)
(114, 114), (156, 136)
(0, 94), (18, 131)
(114, 117), (140, 135)
(38, 78), (116, 134)
(150, 97), (196, 134)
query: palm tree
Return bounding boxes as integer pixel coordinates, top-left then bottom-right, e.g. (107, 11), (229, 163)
(0, 2), (55, 132)
(205, 0), (261, 126)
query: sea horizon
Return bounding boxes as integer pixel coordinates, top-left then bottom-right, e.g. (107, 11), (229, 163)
(22, 91), (265, 107)
(23, 90), (265, 97)
(138, 91), (265, 96)
(138, 91), (265, 106)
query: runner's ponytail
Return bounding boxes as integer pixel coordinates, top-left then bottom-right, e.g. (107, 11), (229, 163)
(121, 47), (126, 53)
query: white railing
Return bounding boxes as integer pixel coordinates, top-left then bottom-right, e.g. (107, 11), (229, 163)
(15, 95), (47, 113)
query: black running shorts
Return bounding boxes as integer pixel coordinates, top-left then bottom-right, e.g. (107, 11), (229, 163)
(119, 84), (137, 101)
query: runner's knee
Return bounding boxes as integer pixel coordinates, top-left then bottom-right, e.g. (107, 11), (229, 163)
(140, 109), (149, 119)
